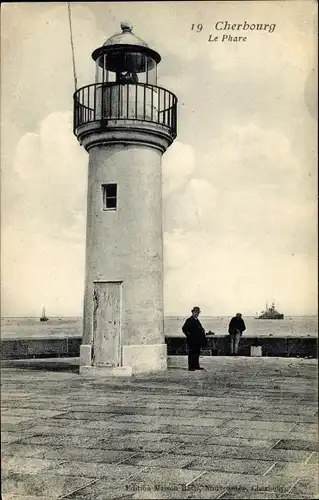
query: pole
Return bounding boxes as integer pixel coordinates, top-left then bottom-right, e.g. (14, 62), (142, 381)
(67, 2), (78, 92)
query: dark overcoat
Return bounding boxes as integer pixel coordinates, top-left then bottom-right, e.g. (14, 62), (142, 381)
(228, 317), (246, 335)
(182, 316), (206, 348)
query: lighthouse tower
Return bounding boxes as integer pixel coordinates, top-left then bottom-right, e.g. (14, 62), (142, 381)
(73, 22), (177, 376)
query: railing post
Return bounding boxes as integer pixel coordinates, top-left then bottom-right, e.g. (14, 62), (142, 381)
(135, 84), (138, 119)
(126, 84), (129, 119)
(163, 90), (166, 125)
(101, 83), (105, 123)
(93, 84), (97, 121)
(151, 86), (154, 122)
(157, 88), (160, 125)
(87, 87), (89, 123)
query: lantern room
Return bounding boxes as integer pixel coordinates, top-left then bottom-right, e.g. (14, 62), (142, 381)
(73, 21), (177, 150)
(92, 21), (160, 85)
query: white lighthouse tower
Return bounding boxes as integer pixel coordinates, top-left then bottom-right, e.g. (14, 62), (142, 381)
(74, 21), (177, 376)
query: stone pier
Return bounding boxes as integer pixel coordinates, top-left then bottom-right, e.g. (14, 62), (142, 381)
(1, 357), (318, 499)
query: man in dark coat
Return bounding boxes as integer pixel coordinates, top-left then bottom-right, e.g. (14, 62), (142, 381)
(182, 306), (207, 371)
(228, 313), (246, 355)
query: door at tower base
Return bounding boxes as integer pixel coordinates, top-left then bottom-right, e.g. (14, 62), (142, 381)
(92, 281), (122, 366)
(79, 278), (168, 376)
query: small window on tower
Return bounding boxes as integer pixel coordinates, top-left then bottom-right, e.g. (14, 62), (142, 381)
(102, 184), (117, 211)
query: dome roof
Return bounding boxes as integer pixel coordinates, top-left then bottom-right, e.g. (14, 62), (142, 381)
(91, 21), (161, 65)
(103, 21), (149, 48)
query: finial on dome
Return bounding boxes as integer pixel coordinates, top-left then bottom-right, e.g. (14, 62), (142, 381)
(121, 21), (133, 33)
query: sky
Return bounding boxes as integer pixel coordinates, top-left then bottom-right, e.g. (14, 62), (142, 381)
(1, 1), (317, 317)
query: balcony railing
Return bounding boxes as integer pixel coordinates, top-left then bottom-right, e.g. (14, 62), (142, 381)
(73, 83), (177, 138)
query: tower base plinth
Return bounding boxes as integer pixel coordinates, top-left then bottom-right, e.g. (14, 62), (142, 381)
(122, 343), (167, 374)
(79, 343), (167, 376)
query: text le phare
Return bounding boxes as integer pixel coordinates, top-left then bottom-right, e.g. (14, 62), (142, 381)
(191, 20), (277, 43)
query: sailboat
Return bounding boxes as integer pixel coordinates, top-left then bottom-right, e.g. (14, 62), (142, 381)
(40, 306), (49, 322)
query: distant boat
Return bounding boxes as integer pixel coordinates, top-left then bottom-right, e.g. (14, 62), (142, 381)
(255, 302), (284, 320)
(40, 306), (49, 322)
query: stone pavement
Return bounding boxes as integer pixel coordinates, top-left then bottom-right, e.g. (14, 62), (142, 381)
(1, 356), (318, 499)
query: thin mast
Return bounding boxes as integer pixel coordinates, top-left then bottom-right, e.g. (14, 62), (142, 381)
(67, 2), (78, 92)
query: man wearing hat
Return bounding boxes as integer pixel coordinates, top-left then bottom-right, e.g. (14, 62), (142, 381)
(182, 306), (207, 371)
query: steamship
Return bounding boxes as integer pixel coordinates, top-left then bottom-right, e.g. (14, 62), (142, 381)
(255, 302), (284, 320)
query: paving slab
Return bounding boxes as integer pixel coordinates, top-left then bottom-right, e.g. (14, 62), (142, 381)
(266, 462), (318, 478)
(0, 402), (75, 411)
(1, 419), (47, 433)
(123, 431), (209, 443)
(187, 470), (295, 491)
(1, 431), (23, 444)
(228, 428), (318, 441)
(174, 443), (311, 462)
(161, 434), (275, 448)
(273, 439), (319, 451)
(308, 452), (319, 464)
(1, 473), (94, 498)
(2, 456), (62, 475)
(156, 424), (230, 436)
(223, 420), (297, 431)
(287, 477), (319, 498)
(203, 436), (277, 448)
(121, 452), (194, 468)
(185, 457), (271, 475)
(254, 413), (317, 423)
(124, 466), (205, 487)
(293, 423), (319, 433)
(109, 414), (226, 427)
(76, 419), (163, 433)
(44, 461), (144, 480)
(93, 438), (180, 454)
(32, 446), (139, 464)
(1, 408), (67, 418)
(1, 357), (317, 499)
(1, 443), (51, 458)
(9, 424), (113, 438)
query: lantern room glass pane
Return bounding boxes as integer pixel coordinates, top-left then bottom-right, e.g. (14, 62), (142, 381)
(147, 62), (156, 85)
(95, 52), (157, 85)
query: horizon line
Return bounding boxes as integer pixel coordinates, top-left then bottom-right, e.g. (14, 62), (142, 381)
(1, 314), (318, 319)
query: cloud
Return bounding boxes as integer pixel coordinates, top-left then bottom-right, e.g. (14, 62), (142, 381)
(5, 112), (87, 242)
(162, 141), (196, 196)
(164, 230), (317, 316)
(162, 121), (317, 315)
(1, 112), (88, 316)
(1, 226), (85, 318)
(164, 122), (316, 248)
(1, 3), (104, 131)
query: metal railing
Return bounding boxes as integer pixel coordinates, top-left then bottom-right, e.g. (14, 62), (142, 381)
(73, 83), (177, 137)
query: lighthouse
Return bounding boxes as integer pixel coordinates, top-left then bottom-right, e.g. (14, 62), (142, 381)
(73, 21), (177, 376)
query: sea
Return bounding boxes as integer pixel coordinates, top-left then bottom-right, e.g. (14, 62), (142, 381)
(1, 316), (318, 339)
